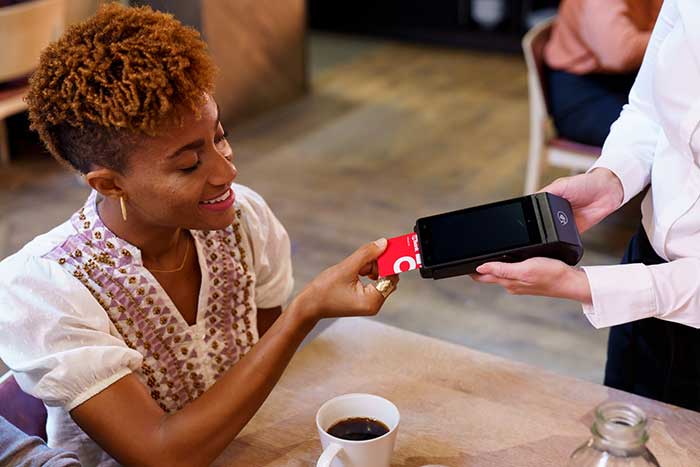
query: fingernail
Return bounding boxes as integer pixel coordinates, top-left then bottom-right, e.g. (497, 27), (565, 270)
(476, 265), (486, 274)
(374, 238), (387, 249)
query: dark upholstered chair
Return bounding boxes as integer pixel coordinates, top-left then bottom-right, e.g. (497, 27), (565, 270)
(0, 372), (47, 440)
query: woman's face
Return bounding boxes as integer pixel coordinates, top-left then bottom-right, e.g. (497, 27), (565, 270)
(119, 96), (238, 231)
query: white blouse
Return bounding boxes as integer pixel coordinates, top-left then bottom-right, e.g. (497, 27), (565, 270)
(582, 0), (700, 329)
(0, 183), (293, 466)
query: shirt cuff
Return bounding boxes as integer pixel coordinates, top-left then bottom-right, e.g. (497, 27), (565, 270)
(65, 367), (132, 411)
(588, 153), (649, 206)
(581, 264), (657, 328)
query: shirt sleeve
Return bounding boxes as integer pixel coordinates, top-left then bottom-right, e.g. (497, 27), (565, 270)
(588, 0), (678, 205)
(582, 258), (700, 329)
(0, 255), (143, 411)
(235, 185), (294, 309)
(0, 416), (81, 467)
(578, 0), (652, 73)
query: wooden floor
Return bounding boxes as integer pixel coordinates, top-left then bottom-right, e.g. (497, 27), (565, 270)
(0, 33), (641, 382)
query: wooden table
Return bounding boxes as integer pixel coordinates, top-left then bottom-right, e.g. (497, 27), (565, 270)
(214, 318), (700, 466)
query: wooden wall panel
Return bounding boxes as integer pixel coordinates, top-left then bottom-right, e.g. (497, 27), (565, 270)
(202, 0), (307, 124)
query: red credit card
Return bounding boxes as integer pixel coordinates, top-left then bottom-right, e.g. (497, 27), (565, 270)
(378, 232), (423, 277)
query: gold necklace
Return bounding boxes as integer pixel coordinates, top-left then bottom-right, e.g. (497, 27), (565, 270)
(147, 235), (191, 273)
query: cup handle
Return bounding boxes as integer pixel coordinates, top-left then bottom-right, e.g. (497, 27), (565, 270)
(317, 442), (343, 467)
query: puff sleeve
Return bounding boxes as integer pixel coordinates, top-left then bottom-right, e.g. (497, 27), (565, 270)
(0, 254), (143, 411)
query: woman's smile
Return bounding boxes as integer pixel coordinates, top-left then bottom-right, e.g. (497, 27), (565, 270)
(199, 186), (235, 212)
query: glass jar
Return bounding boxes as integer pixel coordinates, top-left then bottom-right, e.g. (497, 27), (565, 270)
(567, 401), (660, 466)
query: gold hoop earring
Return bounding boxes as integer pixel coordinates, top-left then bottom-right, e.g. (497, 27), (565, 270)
(120, 196), (128, 222)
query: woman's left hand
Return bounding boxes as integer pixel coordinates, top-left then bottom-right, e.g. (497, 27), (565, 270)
(470, 257), (592, 304)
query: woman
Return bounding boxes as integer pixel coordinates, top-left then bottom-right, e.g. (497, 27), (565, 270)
(0, 5), (398, 466)
(544, 0), (661, 146)
(474, 0), (700, 411)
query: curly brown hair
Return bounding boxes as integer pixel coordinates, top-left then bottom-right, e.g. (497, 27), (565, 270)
(26, 3), (217, 173)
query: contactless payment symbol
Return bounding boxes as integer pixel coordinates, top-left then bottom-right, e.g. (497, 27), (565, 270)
(377, 233), (423, 277)
(557, 211), (568, 226)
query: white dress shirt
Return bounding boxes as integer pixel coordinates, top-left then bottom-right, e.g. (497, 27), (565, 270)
(582, 0), (700, 329)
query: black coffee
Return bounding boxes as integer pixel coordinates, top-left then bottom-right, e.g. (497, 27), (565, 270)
(326, 417), (390, 441)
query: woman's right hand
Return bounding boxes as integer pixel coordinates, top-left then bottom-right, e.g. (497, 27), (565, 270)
(292, 238), (399, 323)
(539, 168), (624, 233)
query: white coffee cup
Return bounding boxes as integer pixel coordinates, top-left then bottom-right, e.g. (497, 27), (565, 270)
(316, 393), (400, 467)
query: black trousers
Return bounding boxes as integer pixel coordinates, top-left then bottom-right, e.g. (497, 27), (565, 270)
(547, 68), (637, 147)
(605, 226), (700, 411)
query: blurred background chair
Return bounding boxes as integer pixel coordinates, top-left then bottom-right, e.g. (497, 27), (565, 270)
(0, 0), (66, 166)
(0, 372), (47, 440)
(522, 17), (601, 195)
